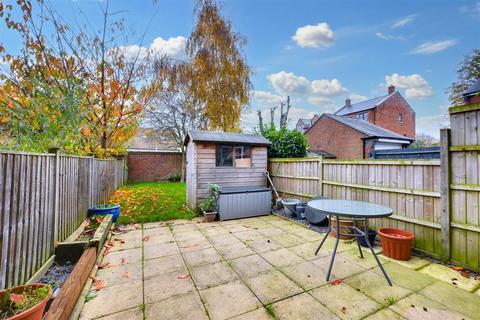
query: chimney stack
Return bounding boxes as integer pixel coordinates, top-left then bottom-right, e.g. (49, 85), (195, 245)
(388, 85), (395, 95)
(345, 98), (351, 107)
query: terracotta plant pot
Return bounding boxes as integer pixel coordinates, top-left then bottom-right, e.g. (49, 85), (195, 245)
(0, 284), (52, 320)
(378, 228), (415, 260)
(203, 211), (217, 222)
(329, 217), (354, 240)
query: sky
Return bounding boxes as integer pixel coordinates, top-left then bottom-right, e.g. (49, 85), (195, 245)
(2, 0), (480, 137)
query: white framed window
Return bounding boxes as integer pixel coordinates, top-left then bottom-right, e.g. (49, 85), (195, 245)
(399, 113), (403, 123)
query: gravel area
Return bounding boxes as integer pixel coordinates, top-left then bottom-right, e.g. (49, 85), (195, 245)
(40, 262), (75, 289)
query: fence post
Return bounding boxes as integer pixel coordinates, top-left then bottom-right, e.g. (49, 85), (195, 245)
(89, 156), (94, 206)
(318, 156), (324, 196)
(440, 128), (451, 261)
(50, 148), (60, 245)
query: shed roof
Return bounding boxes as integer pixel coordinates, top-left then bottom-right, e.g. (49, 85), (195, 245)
(334, 92), (395, 116)
(323, 114), (413, 141)
(184, 130), (271, 146)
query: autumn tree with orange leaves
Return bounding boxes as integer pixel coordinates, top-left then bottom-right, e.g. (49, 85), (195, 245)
(0, 0), (154, 157)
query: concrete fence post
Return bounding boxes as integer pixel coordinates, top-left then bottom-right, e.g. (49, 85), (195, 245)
(440, 128), (451, 261)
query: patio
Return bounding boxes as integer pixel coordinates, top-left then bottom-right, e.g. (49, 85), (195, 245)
(79, 215), (480, 320)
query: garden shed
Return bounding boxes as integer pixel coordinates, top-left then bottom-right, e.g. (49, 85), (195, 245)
(184, 130), (271, 210)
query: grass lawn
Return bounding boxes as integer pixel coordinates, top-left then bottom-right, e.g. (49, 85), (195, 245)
(109, 182), (197, 225)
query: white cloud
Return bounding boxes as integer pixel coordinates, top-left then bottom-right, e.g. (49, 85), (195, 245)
(391, 14), (416, 28)
(349, 93), (368, 102)
(292, 23), (334, 49)
(119, 36), (187, 61)
(459, 2), (480, 17)
(252, 90), (284, 107)
(267, 71), (311, 96)
(385, 73), (433, 98)
(375, 32), (405, 41)
(416, 114), (450, 138)
(411, 39), (458, 55)
(266, 71), (347, 111)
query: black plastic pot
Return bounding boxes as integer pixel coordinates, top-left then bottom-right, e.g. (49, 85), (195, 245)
(355, 229), (377, 247)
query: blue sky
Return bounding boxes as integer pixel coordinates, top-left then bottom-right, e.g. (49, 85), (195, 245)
(3, 0), (480, 137)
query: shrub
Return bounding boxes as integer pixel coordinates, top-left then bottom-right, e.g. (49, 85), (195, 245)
(260, 125), (308, 158)
(199, 183), (220, 212)
(168, 171), (182, 182)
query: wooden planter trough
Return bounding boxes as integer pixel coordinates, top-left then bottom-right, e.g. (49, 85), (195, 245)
(55, 214), (113, 265)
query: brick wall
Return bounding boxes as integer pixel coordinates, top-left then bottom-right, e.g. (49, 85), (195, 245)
(127, 152), (183, 182)
(306, 116), (367, 159)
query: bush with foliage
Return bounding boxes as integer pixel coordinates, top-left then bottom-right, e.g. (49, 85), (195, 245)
(168, 171), (182, 182)
(199, 183), (220, 213)
(260, 125), (308, 158)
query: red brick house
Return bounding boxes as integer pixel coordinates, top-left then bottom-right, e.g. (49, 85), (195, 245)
(305, 86), (415, 159)
(334, 85), (415, 139)
(306, 114), (413, 159)
(295, 114), (319, 133)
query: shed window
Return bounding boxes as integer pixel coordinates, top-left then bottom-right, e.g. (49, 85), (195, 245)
(216, 144), (252, 167)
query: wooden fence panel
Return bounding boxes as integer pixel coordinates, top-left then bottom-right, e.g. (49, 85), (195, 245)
(268, 158), (445, 261)
(0, 151), (126, 289)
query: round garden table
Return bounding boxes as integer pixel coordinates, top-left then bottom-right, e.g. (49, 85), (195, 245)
(307, 199), (393, 286)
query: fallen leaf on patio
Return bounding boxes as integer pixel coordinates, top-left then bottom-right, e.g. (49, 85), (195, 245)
(242, 224), (250, 228)
(330, 279), (342, 285)
(177, 274), (190, 280)
(97, 262), (110, 269)
(451, 266), (464, 271)
(84, 292), (97, 302)
(103, 249), (110, 256)
(340, 307), (347, 314)
(143, 236), (150, 242)
(121, 258), (126, 264)
(94, 280), (105, 291)
(123, 271), (130, 278)
(460, 271), (470, 278)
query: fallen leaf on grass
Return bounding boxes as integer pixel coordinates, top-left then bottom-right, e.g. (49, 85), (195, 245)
(177, 274), (190, 280)
(330, 279), (342, 285)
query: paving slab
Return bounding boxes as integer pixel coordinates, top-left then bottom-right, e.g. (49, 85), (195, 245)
(230, 307), (274, 320)
(96, 262), (142, 287)
(310, 283), (382, 320)
(288, 242), (331, 260)
(229, 254), (274, 278)
(244, 236), (283, 253)
(143, 226), (171, 237)
(94, 306), (143, 320)
(379, 254), (431, 270)
(109, 236), (142, 252)
(143, 221), (169, 229)
(143, 254), (185, 278)
(101, 248), (142, 266)
(200, 225), (230, 236)
(80, 281), (143, 319)
(389, 293), (466, 320)
(199, 280), (261, 320)
(281, 260), (329, 290)
(215, 242), (255, 260)
(177, 237), (212, 253)
(340, 249), (387, 270)
(235, 230), (265, 241)
(418, 262), (480, 292)
(190, 261), (239, 289)
(260, 248), (305, 268)
(294, 229), (327, 242)
(271, 292), (338, 320)
(144, 233), (175, 245)
(224, 223), (255, 233)
(343, 270), (412, 306)
(143, 241), (180, 260)
(371, 262), (435, 291)
(362, 308), (403, 320)
(144, 269), (196, 304)
(183, 247), (223, 267)
(418, 280), (480, 320)
(146, 291), (209, 320)
(243, 269), (304, 304)
(312, 254), (366, 280)
(174, 230), (205, 242)
(271, 233), (305, 247)
(207, 233), (241, 246)
(171, 223), (198, 234)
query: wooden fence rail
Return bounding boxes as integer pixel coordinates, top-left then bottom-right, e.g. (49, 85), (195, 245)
(0, 151), (126, 289)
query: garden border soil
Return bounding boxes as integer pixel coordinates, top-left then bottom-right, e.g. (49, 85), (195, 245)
(42, 247), (97, 320)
